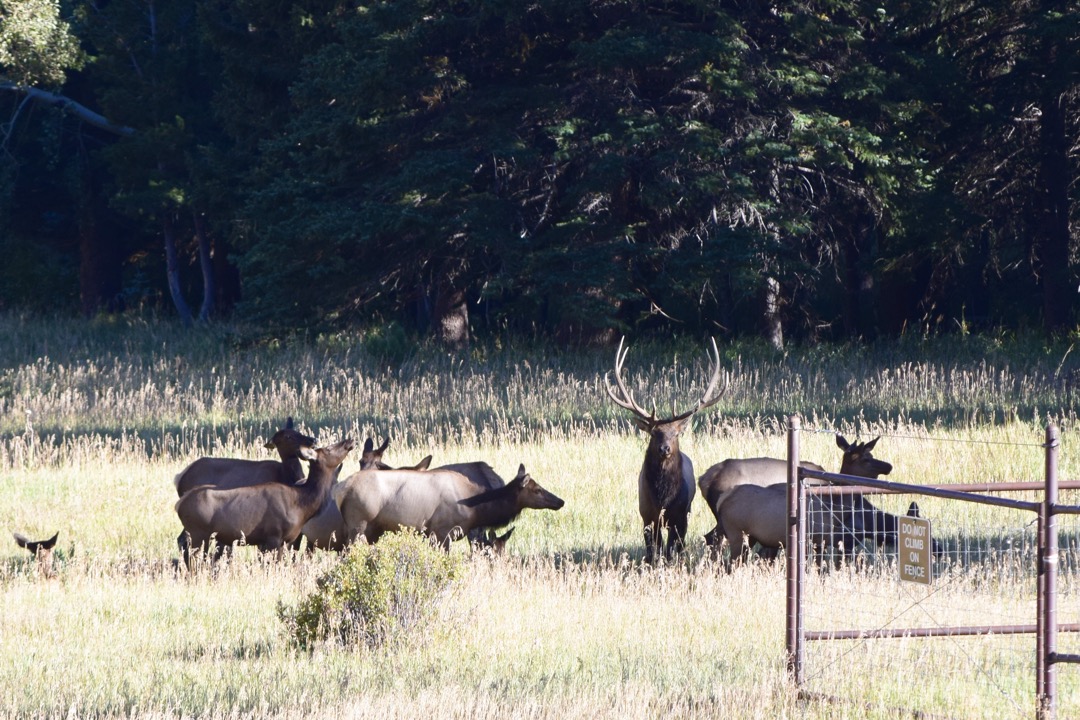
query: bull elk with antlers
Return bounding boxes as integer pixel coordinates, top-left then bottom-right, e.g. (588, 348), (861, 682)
(605, 337), (725, 563)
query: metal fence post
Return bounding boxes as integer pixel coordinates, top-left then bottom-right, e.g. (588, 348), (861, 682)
(1038, 423), (1060, 720)
(786, 414), (804, 684)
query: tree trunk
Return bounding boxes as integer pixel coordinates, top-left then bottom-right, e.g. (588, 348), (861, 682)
(164, 212), (193, 325)
(762, 275), (784, 351)
(77, 173), (122, 317)
(194, 212), (215, 322)
(1036, 83), (1073, 333)
(212, 234), (241, 313)
(844, 217), (879, 341)
(432, 282), (469, 351)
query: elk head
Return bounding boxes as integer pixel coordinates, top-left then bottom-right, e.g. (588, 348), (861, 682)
(359, 437), (392, 470)
(359, 436), (432, 471)
(604, 336), (726, 462)
(263, 416), (317, 453)
(14, 531), (58, 578)
(836, 435), (892, 478)
(264, 417), (318, 483)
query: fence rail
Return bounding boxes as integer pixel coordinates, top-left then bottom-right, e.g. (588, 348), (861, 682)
(784, 417), (1077, 720)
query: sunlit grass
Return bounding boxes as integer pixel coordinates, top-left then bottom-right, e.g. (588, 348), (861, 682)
(1, 313), (1079, 718)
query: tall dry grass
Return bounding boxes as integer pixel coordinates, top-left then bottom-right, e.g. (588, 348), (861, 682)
(1, 313), (1079, 718)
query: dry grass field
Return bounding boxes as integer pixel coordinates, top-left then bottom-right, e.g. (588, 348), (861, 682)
(1, 314), (1078, 719)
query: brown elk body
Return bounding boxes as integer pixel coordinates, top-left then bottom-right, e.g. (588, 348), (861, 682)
(299, 437), (432, 551)
(13, 531), (58, 578)
(334, 464), (563, 549)
(702, 435), (897, 566)
(605, 337), (725, 563)
(716, 484), (924, 570)
(435, 462), (514, 549)
(173, 417), (316, 497)
(175, 438), (354, 567)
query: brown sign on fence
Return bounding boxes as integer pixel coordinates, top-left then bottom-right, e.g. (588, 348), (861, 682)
(899, 515), (932, 585)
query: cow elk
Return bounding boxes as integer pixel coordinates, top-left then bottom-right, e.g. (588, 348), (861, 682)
(715, 483), (925, 571)
(334, 463), (563, 549)
(175, 438), (354, 568)
(605, 337), (725, 563)
(298, 437), (432, 551)
(173, 417), (316, 497)
(435, 461), (513, 550)
(13, 531), (58, 578)
(700, 435), (900, 566)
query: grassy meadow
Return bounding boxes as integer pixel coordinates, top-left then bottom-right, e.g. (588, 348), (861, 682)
(1, 313), (1080, 719)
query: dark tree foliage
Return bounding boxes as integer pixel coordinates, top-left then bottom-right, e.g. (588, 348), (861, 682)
(66, 0), (242, 321)
(887, 0), (1080, 333)
(1, 0), (1077, 344)
(227, 0), (935, 344)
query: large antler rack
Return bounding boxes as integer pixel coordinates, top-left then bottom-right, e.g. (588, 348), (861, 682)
(604, 337), (726, 426)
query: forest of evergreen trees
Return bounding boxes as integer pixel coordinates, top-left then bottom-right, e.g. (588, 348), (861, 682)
(1, 0), (1077, 347)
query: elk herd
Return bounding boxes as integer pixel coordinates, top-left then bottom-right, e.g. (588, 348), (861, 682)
(12, 338), (938, 575)
(167, 417), (564, 567)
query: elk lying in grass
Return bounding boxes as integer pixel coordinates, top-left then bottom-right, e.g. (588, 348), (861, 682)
(605, 336), (725, 563)
(173, 417), (316, 496)
(699, 434), (892, 556)
(13, 531), (58, 578)
(715, 482), (926, 570)
(334, 464), (564, 549)
(846, 499), (944, 557)
(175, 438), (354, 568)
(299, 437), (432, 551)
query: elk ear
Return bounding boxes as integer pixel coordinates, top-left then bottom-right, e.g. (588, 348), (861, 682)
(377, 437), (390, 453)
(835, 434), (851, 451)
(864, 437), (880, 452)
(363, 438), (374, 453)
(285, 417), (295, 429)
(517, 463), (526, 477)
(907, 502), (921, 518)
(414, 455), (433, 470)
(632, 417), (652, 433)
(299, 446), (319, 462)
(13, 532), (28, 549)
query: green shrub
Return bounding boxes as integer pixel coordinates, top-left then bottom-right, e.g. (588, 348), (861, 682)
(279, 530), (461, 650)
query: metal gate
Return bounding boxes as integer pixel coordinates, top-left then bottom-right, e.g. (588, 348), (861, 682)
(783, 416), (1080, 719)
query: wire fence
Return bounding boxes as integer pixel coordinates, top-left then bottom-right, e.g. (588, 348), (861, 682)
(785, 419), (1080, 719)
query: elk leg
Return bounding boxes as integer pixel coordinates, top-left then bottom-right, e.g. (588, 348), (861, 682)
(704, 526), (723, 563)
(725, 538), (751, 573)
(642, 523), (659, 564)
(666, 513), (689, 558)
(177, 531), (192, 570)
(755, 543), (780, 563)
(259, 538), (286, 562)
(212, 539), (231, 564)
